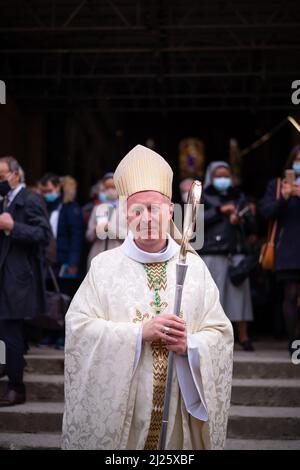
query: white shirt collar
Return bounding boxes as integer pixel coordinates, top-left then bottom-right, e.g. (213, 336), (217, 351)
(7, 184), (25, 206)
(121, 231), (179, 264)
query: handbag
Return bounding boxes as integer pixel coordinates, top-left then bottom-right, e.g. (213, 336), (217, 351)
(228, 253), (258, 286)
(31, 266), (71, 330)
(259, 178), (281, 270)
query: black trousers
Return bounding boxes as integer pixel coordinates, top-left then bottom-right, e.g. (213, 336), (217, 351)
(0, 319), (26, 393)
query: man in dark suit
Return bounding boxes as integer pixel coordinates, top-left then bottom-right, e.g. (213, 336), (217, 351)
(0, 156), (51, 406)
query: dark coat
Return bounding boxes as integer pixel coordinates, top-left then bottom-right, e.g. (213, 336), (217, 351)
(55, 201), (84, 269)
(0, 188), (51, 320)
(200, 185), (256, 255)
(259, 178), (300, 271)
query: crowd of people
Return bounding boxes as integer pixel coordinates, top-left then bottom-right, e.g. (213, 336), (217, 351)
(0, 144), (300, 407)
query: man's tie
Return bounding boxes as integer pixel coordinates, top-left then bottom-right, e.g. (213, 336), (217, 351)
(2, 195), (8, 211)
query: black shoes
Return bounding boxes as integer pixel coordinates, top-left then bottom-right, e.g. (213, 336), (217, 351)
(0, 388), (26, 407)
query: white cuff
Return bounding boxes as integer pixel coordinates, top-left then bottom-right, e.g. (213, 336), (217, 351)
(174, 333), (208, 421)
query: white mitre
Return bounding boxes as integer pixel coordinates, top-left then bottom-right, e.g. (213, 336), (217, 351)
(114, 144), (173, 199)
(114, 144), (197, 256)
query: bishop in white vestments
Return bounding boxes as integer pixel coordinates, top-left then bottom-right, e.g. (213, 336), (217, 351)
(62, 145), (234, 450)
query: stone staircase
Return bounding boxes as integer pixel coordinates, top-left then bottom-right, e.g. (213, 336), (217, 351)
(0, 340), (300, 450)
(227, 341), (300, 450)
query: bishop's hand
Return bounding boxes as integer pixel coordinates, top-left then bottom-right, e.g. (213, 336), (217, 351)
(142, 313), (187, 355)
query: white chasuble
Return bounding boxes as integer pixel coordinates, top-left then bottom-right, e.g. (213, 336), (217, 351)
(62, 242), (233, 450)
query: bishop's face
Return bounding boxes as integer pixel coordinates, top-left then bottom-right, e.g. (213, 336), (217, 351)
(127, 191), (173, 242)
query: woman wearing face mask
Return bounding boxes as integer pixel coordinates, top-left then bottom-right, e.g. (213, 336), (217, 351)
(85, 172), (123, 269)
(200, 161), (256, 351)
(259, 145), (300, 355)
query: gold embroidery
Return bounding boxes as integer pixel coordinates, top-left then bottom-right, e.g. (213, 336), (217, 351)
(143, 262), (169, 450)
(132, 309), (150, 323)
(144, 340), (169, 450)
(149, 300), (168, 314)
(145, 263), (167, 291)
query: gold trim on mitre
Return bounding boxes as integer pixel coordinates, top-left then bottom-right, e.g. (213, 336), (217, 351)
(114, 145), (173, 199)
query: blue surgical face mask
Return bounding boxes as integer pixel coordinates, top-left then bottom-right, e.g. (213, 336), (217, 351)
(213, 177), (232, 192)
(98, 191), (107, 202)
(292, 162), (300, 175)
(44, 192), (59, 203)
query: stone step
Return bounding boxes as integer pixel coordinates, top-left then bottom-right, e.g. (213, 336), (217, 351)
(225, 439), (300, 450)
(0, 402), (64, 433)
(1, 434), (299, 451)
(2, 374), (300, 407)
(228, 406), (300, 440)
(0, 375), (64, 402)
(0, 432), (61, 450)
(23, 349), (300, 379)
(231, 378), (300, 407)
(1, 402), (300, 440)
(233, 351), (300, 379)
(25, 354), (64, 376)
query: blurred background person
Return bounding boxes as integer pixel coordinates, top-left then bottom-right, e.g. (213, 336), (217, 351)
(0, 156), (50, 406)
(39, 173), (84, 349)
(179, 177), (194, 203)
(85, 172), (122, 269)
(23, 178), (57, 349)
(27, 178), (57, 268)
(40, 173), (84, 280)
(200, 161), (256, 351)
(80, 179), (104, 279)
(82, 179), (104, 227)
(259, 145), (300, 355)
